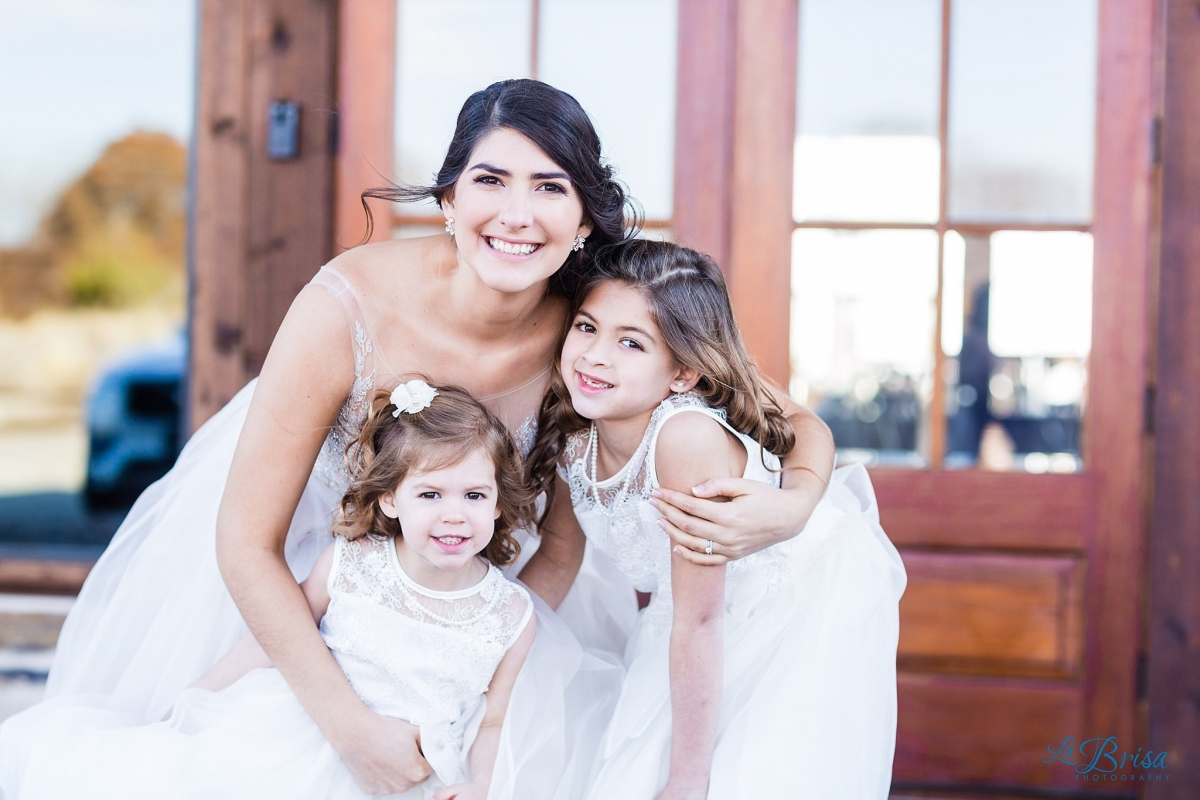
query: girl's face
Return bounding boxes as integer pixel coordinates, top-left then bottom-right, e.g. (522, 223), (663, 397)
(560, 281), (698, 428)
(379, 449), (500, 588)
(442, 127), (593, 295)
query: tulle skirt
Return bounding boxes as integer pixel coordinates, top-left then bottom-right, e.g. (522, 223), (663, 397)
(0, 378), (631, 800)
(582, 465), (907, 800)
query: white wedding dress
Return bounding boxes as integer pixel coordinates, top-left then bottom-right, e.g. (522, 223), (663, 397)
(0, 266), (630, 799)
(1, 536), (541, 799)
(562, 393), (908, 800)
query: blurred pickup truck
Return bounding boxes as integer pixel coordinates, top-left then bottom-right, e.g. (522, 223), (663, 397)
(84, 334), (185, 509)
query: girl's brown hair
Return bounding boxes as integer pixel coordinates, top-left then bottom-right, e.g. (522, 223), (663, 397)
(526, 239), (795, 513)
(335, 382), (537, 567)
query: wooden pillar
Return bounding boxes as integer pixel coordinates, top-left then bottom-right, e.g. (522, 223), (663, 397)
(1149, 1), (1200, 795)
(726, 0), (797, 386)
(189, 0), (338, 429)
(673, 0), (737, 270)
(333, 0), (396, 252)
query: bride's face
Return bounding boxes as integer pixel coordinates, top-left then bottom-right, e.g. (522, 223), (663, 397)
(442, 128), (593, 295)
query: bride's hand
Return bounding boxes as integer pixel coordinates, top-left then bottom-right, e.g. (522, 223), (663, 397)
(336, 711), (432, 794)
(651, 475), (823, 564)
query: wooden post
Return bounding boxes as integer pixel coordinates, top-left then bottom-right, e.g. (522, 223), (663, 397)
(189, 0), (338, 429)
(672, 0), (737, 270)
(333, 0), (396, 252)
(1149, 1), (1200, 795)
(726, 0), (797, 385)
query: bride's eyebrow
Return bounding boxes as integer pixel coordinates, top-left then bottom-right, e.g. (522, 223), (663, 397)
(468, 162), (570, 182)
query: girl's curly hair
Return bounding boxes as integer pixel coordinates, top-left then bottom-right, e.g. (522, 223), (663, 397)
(334, 382), (537, 567)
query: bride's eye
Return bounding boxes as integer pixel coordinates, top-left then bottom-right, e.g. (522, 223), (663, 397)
(473, 175), (502, 186)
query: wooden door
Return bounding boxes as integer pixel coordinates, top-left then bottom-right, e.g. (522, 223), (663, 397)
(705, 0), (1157, 793)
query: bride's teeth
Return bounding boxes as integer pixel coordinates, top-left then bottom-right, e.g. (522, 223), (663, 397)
(489, 238), (537, 256)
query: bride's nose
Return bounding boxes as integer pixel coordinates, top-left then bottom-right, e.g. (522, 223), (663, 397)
(498, 189), (533, 230)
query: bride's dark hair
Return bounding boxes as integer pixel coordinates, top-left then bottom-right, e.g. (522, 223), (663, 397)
(362, 79), (641, 299)
(526, 240), (796, 518)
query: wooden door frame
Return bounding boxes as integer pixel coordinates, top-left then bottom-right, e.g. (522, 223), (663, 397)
(704, 0), (1157, 792)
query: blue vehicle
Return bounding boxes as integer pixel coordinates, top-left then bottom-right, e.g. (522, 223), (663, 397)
(84, 334), (186, 509)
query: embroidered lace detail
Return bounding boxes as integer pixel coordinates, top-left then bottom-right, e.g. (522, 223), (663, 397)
(512, 414), (538, 459)
(314, 320), (374, 492)
(564, 393), (789, 633)
(320, 536), (530, 725)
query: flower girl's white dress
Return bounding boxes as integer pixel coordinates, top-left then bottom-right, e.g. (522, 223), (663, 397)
(0, 266), (628, 799)
(562, 393), (908, 800)
(1, 536), (540, 799)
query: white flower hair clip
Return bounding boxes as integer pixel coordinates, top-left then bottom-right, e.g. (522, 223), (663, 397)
(390, 379), (438, 417)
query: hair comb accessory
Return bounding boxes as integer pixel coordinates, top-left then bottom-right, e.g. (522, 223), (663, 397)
(390, 379), (438, 417)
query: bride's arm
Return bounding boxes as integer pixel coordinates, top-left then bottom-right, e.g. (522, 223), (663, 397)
(652, 383), (834, 564)
(191, 542), (336, 693)
(215, 285), (430, 794)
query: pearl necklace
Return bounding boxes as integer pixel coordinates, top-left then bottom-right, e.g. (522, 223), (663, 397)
(586, 423), (636, 516)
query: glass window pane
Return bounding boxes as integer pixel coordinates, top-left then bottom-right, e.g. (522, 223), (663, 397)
(943, 230), (1091, 472)
(794, 0), (942, 223)
(395, 0), (532, 210)
(947, 0), (1098, 223)
(539, 0), (677, 220)
(790, 229), (939, 466)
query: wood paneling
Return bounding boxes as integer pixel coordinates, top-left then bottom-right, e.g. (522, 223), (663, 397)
(1084, 0), (1156, 753)
(727, 0), (796, 385)
(1150, 0), (1200, 795)
(334, 0), (396, 252)
(896, 676), (1083, 785)
(872, 470), (1090, 551)
(190, 0), (338, 429)
(899, 552), (1084, 680)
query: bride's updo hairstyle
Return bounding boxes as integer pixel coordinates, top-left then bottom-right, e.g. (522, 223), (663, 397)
(527, 240), (796, 514)
(335, 384), (537, 567)
(363, 78), (640, 298)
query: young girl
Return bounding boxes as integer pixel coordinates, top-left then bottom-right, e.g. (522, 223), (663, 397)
(1, 382), (593, 800)
(524, 240), (908, 800)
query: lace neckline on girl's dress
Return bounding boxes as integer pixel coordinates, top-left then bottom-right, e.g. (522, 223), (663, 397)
(386, 540), (492, 600)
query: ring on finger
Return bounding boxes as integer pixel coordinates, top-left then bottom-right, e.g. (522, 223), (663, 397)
(704, 539), (713, 555)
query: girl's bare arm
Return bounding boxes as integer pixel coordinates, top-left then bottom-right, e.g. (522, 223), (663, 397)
(518, 475), (587, 610)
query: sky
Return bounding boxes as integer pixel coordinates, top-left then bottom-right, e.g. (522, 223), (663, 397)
(0, 0), (196, 246)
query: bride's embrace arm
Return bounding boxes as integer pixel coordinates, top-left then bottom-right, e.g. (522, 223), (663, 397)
(215, 282), (431, 793)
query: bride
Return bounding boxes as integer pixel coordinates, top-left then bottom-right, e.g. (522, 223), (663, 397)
(16, 79), (836, 794)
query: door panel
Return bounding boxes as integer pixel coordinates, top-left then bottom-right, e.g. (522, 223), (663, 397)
(898, 551), (1084, 680)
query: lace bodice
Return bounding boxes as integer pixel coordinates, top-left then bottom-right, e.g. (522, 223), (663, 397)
(560, 393), (790, 633)
(319, 535), (532, 726)
(309, 267), (546, 490)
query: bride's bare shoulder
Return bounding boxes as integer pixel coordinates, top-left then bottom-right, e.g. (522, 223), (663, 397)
(324, 236), (444, 295)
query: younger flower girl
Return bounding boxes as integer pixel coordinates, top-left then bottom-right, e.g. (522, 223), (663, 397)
(525, 240), (908, 800)
(3, 382), (552, 800)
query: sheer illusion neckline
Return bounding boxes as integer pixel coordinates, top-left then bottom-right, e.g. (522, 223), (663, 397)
(387, 538), (491, 599)
(319, 265), (552, 401)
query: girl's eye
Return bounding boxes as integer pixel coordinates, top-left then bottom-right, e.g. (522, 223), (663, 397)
(419, 491), (440, 500)
(573, 320), (596, 334)
(620, 338), (643, 351)
(466, 492), (487, 501)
